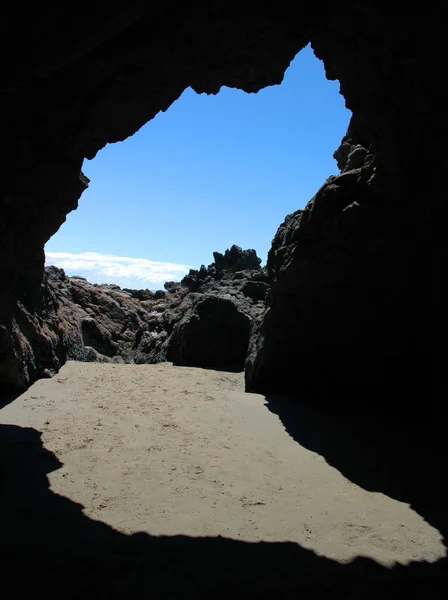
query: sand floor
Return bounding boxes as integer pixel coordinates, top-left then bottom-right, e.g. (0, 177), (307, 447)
(1, 360), (445, 575)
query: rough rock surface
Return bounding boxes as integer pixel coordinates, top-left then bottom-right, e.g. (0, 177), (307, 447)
(168, 274), (267, 370)
(1, 247), (266, 387)
(246, 119), (379, 394)
(164, 245), (267, 369)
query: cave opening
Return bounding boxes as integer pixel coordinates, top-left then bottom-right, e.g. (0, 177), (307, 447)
(2, 5), (448, 593)
(17, 39), (446, 565)
(44, 44), (351, 291)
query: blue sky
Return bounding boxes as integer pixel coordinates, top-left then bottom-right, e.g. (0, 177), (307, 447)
(45, 44), (351, 290)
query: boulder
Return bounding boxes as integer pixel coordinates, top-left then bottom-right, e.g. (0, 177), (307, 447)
(168, 295), (252, 370)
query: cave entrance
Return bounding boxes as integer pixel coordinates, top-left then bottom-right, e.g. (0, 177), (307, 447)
(44, 44), (350, 291)
(3, 24), (448, 587)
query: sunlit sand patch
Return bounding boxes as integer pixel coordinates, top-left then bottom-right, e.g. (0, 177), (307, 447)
(1, 361), (445, 567)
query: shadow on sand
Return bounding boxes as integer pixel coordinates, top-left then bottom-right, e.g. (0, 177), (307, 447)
(1, 399), (447, 598)
(0, 389), (22, 410)
(264, 393), (448, 543)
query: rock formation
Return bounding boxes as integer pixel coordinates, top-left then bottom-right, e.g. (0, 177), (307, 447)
(167, 248), (267, 369)
(246, 118), (379, 394)
(2, 247), (265, 385)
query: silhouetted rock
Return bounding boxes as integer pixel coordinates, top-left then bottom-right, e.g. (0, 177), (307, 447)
(180, 247), (263, 293)
(168, 295), (252, 369)
(213, 245), (262, 272)
(181, 264), (210, 292)
(245, 120), (393, 395)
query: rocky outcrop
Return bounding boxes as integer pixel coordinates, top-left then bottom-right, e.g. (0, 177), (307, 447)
(0, 248), (266, 388)
(156, 245), (266, 369)
(46, 266), (160, 365)
(181, 245), (262, 291)
(212, 245), (262, 273)
(168, 295), (251, 369)
(246, 129), (379, 393)
(167, 259), (267, 369)
(245, 111), (428, 401)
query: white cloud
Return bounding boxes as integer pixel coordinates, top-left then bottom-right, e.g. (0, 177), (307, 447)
(45, 251), (193, 290)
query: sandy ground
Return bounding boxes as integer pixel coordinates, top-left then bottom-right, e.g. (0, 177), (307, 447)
(1, 361), (445, 571)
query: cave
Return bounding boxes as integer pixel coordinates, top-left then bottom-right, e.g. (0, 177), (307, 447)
(1, 2), (447, 594)
(43, 42), (349, 280)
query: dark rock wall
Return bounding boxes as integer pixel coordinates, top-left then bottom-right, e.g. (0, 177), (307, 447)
(246, 129), (382, 395)
(246, 5), (447, 405)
